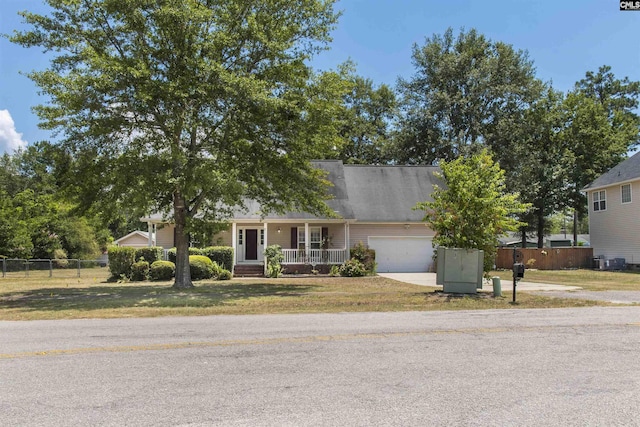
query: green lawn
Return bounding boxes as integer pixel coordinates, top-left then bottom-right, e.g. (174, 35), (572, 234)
(0, 268), (613, 320)
(490, 269), (640, 291)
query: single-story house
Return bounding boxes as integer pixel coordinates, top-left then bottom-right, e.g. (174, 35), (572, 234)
(141, 160), (442, 274)
(114, 230), (156, 248)
(583, 151), (640, 267)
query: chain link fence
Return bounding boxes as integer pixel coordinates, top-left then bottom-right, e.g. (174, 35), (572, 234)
(1, 258), (109, 278)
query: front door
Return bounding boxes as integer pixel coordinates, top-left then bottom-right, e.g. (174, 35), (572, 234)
(245, 229), (258, 260)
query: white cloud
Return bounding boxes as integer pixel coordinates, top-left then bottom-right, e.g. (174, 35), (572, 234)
(0, 109), (28, 153)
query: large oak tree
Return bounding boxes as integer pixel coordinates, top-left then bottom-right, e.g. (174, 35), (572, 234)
(11, 0), (345, 288)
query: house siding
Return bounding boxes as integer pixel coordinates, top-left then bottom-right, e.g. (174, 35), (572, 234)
(117, 234), (149, 247)
(349, 223), (434, 248)
(156, 225), (175, 249)
(589, 180), (640, 264)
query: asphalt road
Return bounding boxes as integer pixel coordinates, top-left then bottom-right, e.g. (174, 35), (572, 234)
(2, 307), (640, 426)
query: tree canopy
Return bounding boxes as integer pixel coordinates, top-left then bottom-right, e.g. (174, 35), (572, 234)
(11, 0), (344, 288)
(415, 149), (529, 273)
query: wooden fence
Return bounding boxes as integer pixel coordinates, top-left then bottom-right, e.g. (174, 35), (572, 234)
(495, 248), (594, 270)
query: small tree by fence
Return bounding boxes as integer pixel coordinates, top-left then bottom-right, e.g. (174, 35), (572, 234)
(495, 248), (594, 270)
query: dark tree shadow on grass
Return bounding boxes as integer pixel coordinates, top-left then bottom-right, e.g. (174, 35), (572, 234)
(0, 282), (320, 313)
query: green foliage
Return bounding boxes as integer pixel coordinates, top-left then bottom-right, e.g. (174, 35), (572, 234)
(217, 269), (232, 281)
(264, 245), (284, 278)
(201, 246), (233, 271)
(339, 259), (366, 277)
(329, 265), (340, 277)
(107, 246), (137, 278)
(167, 247), (202, 264)
(415, 149), (530, 273)
(350, 241), (377, 274)
(11, 0), (343, 288)
(189, 255), (215, 281)
(394, 27), (541, 165)
(149, 261), (175, 281)
(131, 260), (150, 282)
(134, 247), (163, 264)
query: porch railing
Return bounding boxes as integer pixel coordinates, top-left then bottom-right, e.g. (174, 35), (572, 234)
(282, 249), (346, 265)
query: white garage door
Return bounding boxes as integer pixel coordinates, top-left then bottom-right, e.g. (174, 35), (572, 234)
(368, 237), (434, 273)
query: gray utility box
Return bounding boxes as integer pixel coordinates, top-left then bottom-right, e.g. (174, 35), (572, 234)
(436, 248), (484, 294)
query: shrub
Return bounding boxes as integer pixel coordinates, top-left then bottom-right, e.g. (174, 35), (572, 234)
(167, 247), (203, 263)
(339, 258), (366, 277)
(108, 246), (137, 278)
(217, 269), (232, 280)
(149, 260), (175, 281)
(53, 248), (69, 269)
(201, 246), (234, 271)
(131, 260), (150, 281)
(329, 265), (340, 277)
(189, 255), (215, 280)
(350, 241), (377, 274)
(264, 245), (284, 278)
(135, 247), (163, 264)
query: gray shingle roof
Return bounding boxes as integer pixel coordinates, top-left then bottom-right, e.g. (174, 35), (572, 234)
(583, 151), (640, 190)
(142, 160), (442, 222)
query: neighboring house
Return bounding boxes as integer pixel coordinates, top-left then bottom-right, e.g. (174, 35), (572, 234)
(114, 230), (155, 248)
(497, 233), (589, 248)
(583, 151), (640, 266)
(141, 160), (442, 273)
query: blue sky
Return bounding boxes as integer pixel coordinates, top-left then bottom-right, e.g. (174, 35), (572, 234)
(1, 0), (638, 154)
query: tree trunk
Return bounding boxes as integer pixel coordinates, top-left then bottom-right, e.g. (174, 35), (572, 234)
(173, 191), (194, 289)
(521, 228), (527, 248)
(536, 211), (545, 248)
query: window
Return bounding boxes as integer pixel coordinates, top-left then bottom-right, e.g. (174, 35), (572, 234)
(260, 229), (264, 245)
(593, 190), (606, 211)
(297, 227), (322, 249)
(238, 229), (243, 245)
(621, 184), (632, 204)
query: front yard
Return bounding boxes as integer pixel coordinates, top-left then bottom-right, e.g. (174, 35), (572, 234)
(1, 268), (630, 320)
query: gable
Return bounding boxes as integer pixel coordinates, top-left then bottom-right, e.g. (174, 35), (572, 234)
(584, 151), (640, 191)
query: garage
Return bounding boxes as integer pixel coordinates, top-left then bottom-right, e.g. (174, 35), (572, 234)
(368, 236), (434, 273)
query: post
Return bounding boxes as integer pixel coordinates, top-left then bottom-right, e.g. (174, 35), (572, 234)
(49, 259), (53, 278)
(512, 247), (517, 303)
(77, 259), (81, 278)
(2, 258), (5, 278)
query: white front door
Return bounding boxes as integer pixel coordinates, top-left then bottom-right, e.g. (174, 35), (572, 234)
(237, 228), (264, 263)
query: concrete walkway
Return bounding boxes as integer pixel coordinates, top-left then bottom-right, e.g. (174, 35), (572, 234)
(378, 272), (582, 291)
(378, 272), (640, 304)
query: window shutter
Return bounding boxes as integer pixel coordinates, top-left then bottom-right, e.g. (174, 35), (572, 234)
(322, 227), (329, 249)
(291, 227), (297, 249)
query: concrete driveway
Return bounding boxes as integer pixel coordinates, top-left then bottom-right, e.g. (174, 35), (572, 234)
(378, 272), (582, 291)
(379, 272), (640, 304)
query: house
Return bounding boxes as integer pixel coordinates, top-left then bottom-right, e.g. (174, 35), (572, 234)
(583, 151), (640, 267)
(141, 160), (442, 274)
(114, 230), (155, 248)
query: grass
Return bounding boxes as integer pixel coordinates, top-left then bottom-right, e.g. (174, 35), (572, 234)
(490, 269), (640, 291)
(0, 268), (612, 320)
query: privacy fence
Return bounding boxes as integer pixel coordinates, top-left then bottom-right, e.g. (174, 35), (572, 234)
(495, 248), (594, 270)
(0, 259), (109, 278)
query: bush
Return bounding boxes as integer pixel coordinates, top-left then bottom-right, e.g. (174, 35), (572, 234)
(339, 258), (366, 277)
(135, 247), (163, 264)
(350, 241), (377, 274)
(329, 265), (340, 277)
(264, 245), (284, 278)
(131, 260), (150, 281)
(168, 247), (203, 263)
(217, 269), (232, 280)
(108, 246), (137, 278)
(189, 255), (215, 280)
(149, 260), (175, 281)
(201, 246), (234, 271)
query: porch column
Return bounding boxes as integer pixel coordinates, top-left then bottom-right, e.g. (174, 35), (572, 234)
(304, 223), (310, 255)
(263, 222), (268, 276)
(345, 222), (350, 260)
(147, 222), (153, 247)
(231, 222), (237, 267)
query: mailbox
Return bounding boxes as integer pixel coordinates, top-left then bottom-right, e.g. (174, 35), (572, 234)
(513, 263), (525, 280)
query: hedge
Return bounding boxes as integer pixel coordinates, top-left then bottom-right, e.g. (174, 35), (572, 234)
(167, 247), (203, 264)
(149, 260), (175, 281)
(189, 255), (215, 280)
(108, 246), (137, 278)
(134, 247), (163, 264)
(201, 246), (234, 271)
(131, 260), (150, 281)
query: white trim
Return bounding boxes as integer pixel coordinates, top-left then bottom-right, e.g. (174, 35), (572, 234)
(592, 189), (607, 212)
(114, 230), (155, 246)
(583, 177), (640, 193)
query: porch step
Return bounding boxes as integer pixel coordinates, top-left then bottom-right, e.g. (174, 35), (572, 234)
(233, 264), (264, 277)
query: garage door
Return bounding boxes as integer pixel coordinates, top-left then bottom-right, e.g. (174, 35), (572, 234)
(368, 237), (434, 273)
